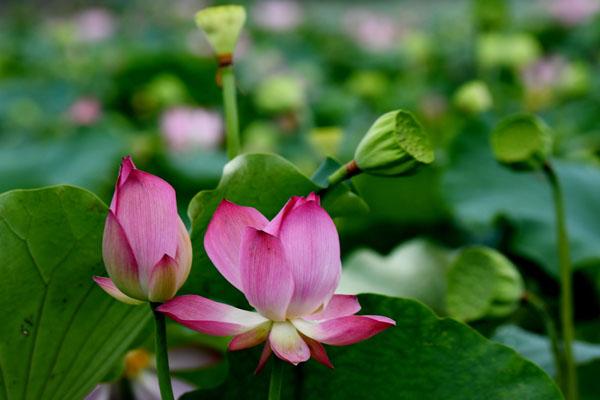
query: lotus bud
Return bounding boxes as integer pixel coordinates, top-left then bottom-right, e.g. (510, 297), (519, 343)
(195, 5), (246, 60)
(353, 109), (435, 177)
(94, 156), (192, 304)
(491, 114), (552, 171)
(453, 80), (493, 114)
(446, 246), (524, 321)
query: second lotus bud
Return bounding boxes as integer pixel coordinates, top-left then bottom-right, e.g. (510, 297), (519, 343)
(354, 109), (435, 176)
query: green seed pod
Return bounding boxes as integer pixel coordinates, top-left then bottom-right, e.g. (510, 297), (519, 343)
(453, 80), (493, 114)
(254, 75), (305, 114)
(491, 114), (552, 171)
(354, 110), (435, 177)
(446, 246), (524, 322)
(195, 5), (246, 57)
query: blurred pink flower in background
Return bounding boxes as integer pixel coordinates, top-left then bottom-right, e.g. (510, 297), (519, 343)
(548, 0), (600, 26)
(160, 107), (223, 152)
(74, 8), (115, 42)
(521, 55), (566, 90)
(343, 9), (401, 52)
(68, 97), (102, 126)
(253, 0), (303, 32)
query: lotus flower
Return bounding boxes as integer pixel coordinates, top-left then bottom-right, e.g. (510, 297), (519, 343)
(94, 157), (192, 304)
(158, 194), (395, 370)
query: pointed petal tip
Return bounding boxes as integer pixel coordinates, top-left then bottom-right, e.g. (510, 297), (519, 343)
(93, 276), (144, 305)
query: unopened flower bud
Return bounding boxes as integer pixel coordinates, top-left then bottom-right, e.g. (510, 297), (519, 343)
(353, 109), (435, 176)
(491, 114), (552, 171)
(195, 5), (246, 58)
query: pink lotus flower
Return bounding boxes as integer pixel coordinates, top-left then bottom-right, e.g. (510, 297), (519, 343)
(158, 194), (395, 369)
(94, 157), (192, 304)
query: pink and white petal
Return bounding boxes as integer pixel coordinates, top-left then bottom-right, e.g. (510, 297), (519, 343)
(204, 200), (268, 291)
(303, 336), (333, 368)
(293, 315), (395, 346)
(147, 254), (179, 302)
(304, 294), (361, 321)
(102, 211), (144, 300)
(228, 321), (272, 351)
(93, 276), (144, 305)
(269, 322), (310, 365)
(254, 341), (273, 374)
(115, 169), (179, 285)
(174, 217), (193, 288)
(110, 156), (136, 212)
(157, 295), (268, 336)
(240, 228), (294, 321)
(277, 201), (341, 317)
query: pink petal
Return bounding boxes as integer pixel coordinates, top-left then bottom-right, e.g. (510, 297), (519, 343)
(115, 169), (179, 286)
(93, 276), (144, 305)
(174, 217), (193, 288)
(269, 322), (310, 365)
(293, 315), (395, 346)
(254, 341), (273, 374)
(110, 156), (136, 212)
(240, 228), (294, 321)
(147, 254), (179, 302)
(204, 200), (268, 291)
(228, 322), (272, 350)
(102, 211), (144, 300)
(158, 295), (268, 336)
(303, 336), (333, 368)
(304, 294), (361, 321)
(263, 193), (320, 236)
(277, 201), (341, 317)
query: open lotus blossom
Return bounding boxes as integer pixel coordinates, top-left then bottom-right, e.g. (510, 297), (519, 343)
(158, 193), (395, 370)
(93, 156), (192, 304)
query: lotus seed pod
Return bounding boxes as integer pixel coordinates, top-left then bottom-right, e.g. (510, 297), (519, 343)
(195, 5), (246, 57)
(453, 80), (493, 114)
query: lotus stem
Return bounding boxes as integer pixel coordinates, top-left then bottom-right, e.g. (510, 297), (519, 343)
(543, 162), (577, 400)
(151, 303), (175, 400)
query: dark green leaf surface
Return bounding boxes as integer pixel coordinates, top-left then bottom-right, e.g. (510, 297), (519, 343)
(0, 186), (151, 400)
(442, 123), (600, 276)
(182, 153), (367, 306)
(183, 295), (562, 400)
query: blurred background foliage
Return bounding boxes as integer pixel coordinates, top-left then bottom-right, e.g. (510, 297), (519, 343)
(1, 0), (600, 397)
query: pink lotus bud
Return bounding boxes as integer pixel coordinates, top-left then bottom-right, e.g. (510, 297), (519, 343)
(94, 157), (192, 304)
(158, 193), (394, 369)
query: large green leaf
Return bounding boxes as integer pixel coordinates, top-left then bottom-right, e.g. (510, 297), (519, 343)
(182, 153), (367, 306)
(182, 295), (562, 399)
(441, 121), (600, 276)
(0, 185), (151, 400)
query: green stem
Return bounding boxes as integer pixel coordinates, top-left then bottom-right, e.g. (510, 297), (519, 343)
(543, 163), (578, 400)
(326, 160), (362, 187)
(268, 358), (284, 400)
(151, 303), (174, 400)
(221, 65), (241, 159)
(524, 291), (564, 388)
